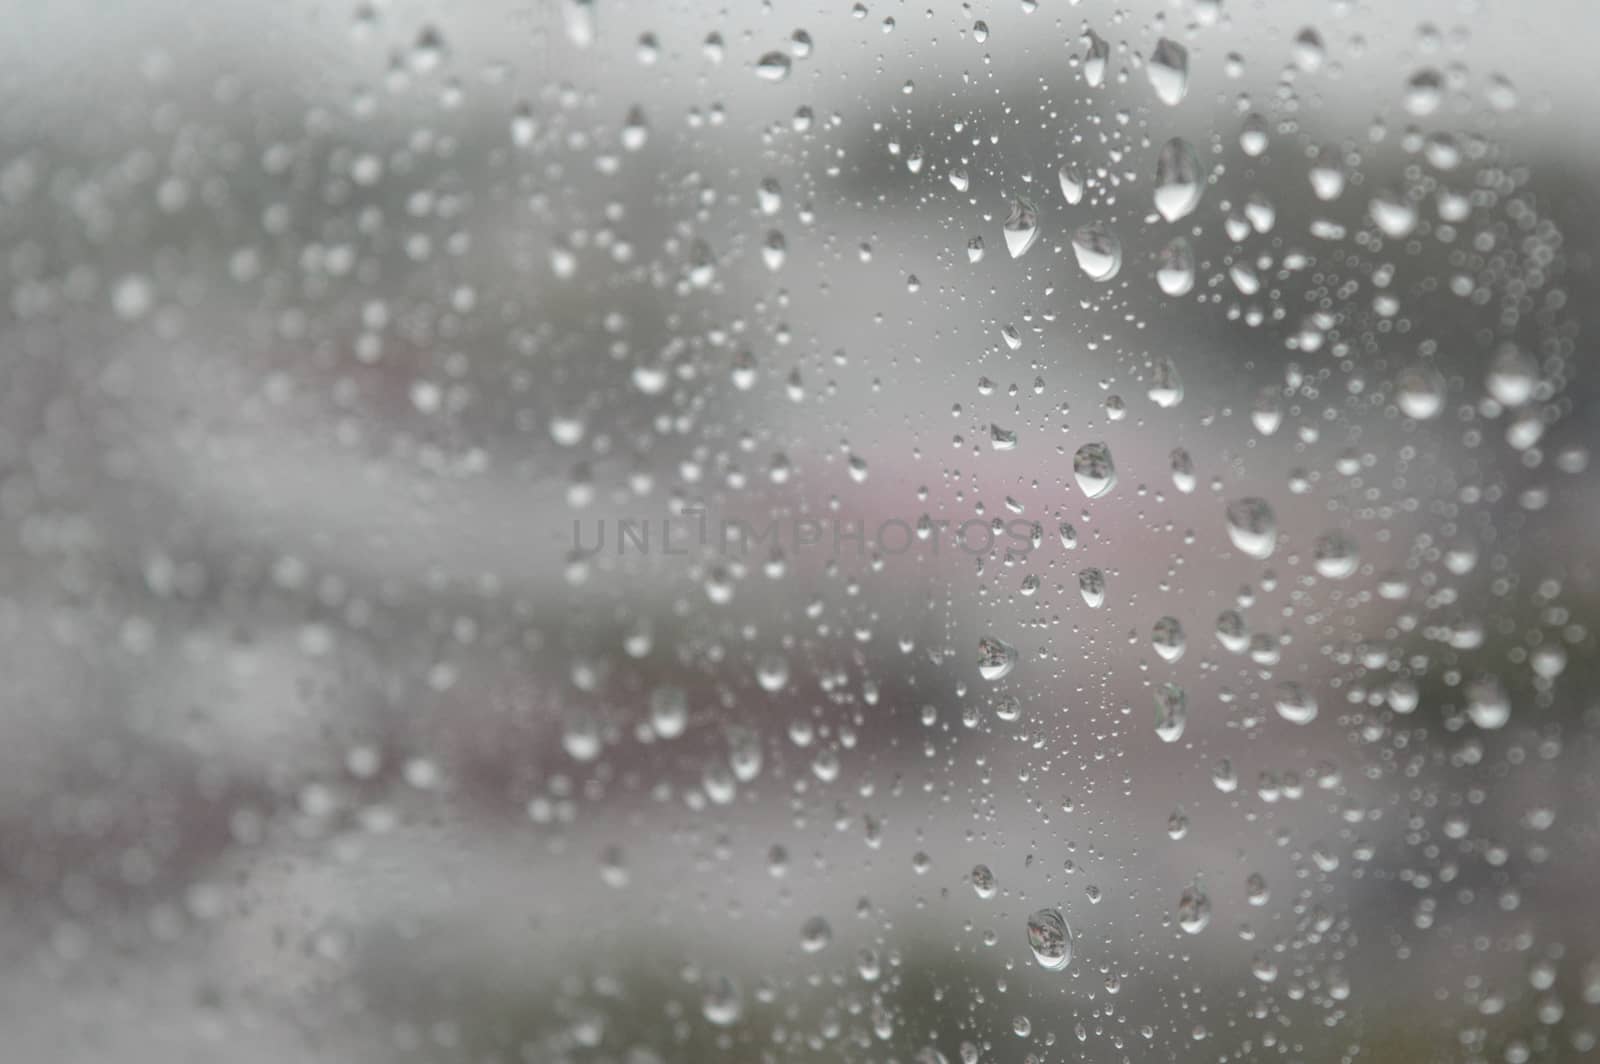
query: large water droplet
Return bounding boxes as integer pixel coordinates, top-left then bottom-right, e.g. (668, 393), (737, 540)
(702, 974), (743, 1025)
(1177, 884), (1211, 933)
(1152, 617), (1187, 663)
(1082, 30), (1110, 88)
(1026, 908), (1073, 970)
(1466, 676), (1511, 730)
(1215, 609), (1249, 653)
(1070, 222), (1121, 281)
(755, 51), (792, 81)
(978, 636), (1018, 681)
(1486, 342), (1538, 407)
(1156, 236), (1195, 296)
(1312, 530), (1360, 579)
(1370, 190), (1418, 238)
(800, 915), (832, 952)
(1003, 198), (1040, 258)
(1155, 682), (1188, 742)
(1148, 39), (1189, 106)
(1225, 498), (1278, 559)
(1073, 442), (1117, 498)
(1274, 682), (1318, 725)
(1153, 137), (1204, 222)
(1395, 364), (1447, 420)
(1078, 567), (1106, 608)
(1148, 357), (1184, 408)
(1058, 163), (1085, 205)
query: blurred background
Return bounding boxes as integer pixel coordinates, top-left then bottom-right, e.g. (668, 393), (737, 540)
(1, 0), (1599, 1061)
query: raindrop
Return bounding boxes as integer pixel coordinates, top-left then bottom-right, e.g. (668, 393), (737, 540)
(1215, 609), (1249, 653)
(1156, 237), (1195, 296)
(800, 915), (832, 952)
(1058, 163), (1085, 205)
(978, 637), (1019, 681)
(1466, 676), (1511, 730)
(1177, 884), (1212, 934)
(1153, 137), (1204, 222)
(1155, 683), (1188, 742)
(755, 51), (792, 81)
(1274, 682), (1318, 725)
(1239, 113), (1269, 156)
(1312, 530), (1360, 579)
(1486, 343), (1538, 406)
(1073, 442), (1117, 498)
(1152, 617), (1187, 663)
(1082, 30), (1110, 88)
(1370, 191), (1418, 238)
(1003, 198), (1040, 258)
(1078, 568), (1106, 608)
(1148, 357), (1184, 408)
(1395, 364), (1447, 419)
(1070, 222), (1122, 281)
(1170, 448), (1196, 493)
(1225, 498), (1278, 559)
(1026, 908), (1073, 970)
(1148, 39), (1189, 106)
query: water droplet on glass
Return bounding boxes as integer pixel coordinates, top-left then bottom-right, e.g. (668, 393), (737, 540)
(1003, 198), (1040, 258)
(1153, 137), (1204, 222)
(755, 51), (792, 81)
(1082, 30), (1110, 88)
(1170, 448), (1196, 493)
(800, 915), (832, 952)
(1405, 68), (1444, 116)
(1274, 682), (1318, 725)
(1148, 39), (1189, 106)
(1156, 236), (1195, 296)
(1148, 357), (1184, 408)
(1078, 567), (1106, 608)
(1216, 609), (1249, 653)
(1239, 113), (1269, 156)
(1395, 364), (1446, 419)
(1026, 907), (1073, 970)
(1152, 617), (1187, 663)
(1058, 163), (1085, 205)
(1466, 676), (1511, 730)
(1073, 442), (1117, 498)
(978, 636), (1019, 681)
(703, 974), (743, 1025)
(1312, 530), (1360, 579)
(1177, 884), (1212, 933)
(1486, 342), (1538, 407)
(1225, 498), (1278, 559)
(1155, 682), (1188, 742)
(1309, 148), (1347, 201)
(1070, 222), (1122, 281)
(972, 864), (997, 899)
